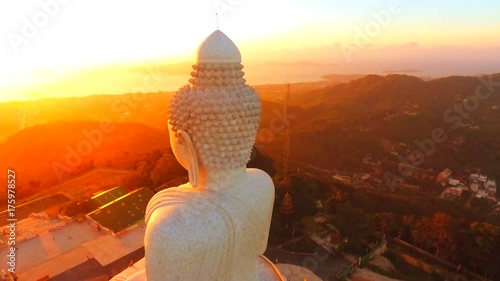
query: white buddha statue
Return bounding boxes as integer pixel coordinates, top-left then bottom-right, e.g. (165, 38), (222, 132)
(114, 30), (284, 281)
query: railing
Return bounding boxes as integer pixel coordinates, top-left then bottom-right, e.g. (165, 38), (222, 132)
(335, 240), (386, 280)
(390, 237), (493, 281)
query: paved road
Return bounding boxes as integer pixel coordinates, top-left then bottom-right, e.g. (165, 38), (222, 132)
(264, 244), (350, 281)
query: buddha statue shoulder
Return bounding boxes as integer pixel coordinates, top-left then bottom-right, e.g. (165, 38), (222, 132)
(116, 30), (285, 281)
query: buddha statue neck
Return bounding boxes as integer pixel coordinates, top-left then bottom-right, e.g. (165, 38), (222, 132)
(195, 166), (247, 192)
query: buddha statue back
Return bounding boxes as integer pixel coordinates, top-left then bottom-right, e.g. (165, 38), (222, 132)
(140, 30), (284, 281)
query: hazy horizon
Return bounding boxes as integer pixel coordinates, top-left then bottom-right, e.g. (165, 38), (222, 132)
(1, 0), (500, 102)
(2, 63), (499, 103)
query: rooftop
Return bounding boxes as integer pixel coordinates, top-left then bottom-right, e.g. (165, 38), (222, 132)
(87, 187), (154, 235)
(89, 186), (128, 208)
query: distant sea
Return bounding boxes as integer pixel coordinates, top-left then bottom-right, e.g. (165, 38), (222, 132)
(2, 64), (340, 102)
(4, 62), (496, 102)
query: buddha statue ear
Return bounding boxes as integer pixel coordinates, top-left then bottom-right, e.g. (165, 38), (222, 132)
(176, 129), (199, 187)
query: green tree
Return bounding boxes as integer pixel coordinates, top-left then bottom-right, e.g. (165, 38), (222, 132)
(247, 147), (276, 176)
(412, 212), (455, 258)
(121, 171), (149, 190)
(150, 152), (185, 187)
(294, 187), (317, 218)
(301, 216), (322, 236)
(373, 212), (402, 238)
(331, 203), (374, 251)
(462, 222), (500, 278)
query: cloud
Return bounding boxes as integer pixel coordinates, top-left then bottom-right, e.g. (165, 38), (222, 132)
(258, 60), (337, 67)
(400, 42), (419, 48)
(382, 69), (423, 74)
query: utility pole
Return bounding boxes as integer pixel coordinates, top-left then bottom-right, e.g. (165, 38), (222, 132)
(283, 83), (290, 177)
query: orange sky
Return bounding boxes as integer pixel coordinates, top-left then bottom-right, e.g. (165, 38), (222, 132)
(1, 0), (500, 102)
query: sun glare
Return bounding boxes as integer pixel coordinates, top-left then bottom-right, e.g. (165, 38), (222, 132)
(1, 0), (500, 102)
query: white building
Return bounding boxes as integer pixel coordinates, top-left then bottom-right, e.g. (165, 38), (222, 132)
(485, 179), (497, 194)
(448, 178), (460, 186)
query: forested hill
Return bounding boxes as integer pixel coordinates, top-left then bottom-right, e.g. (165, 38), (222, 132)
(1, 73), (499, 197)
(0, 121), (170, 198)
(259, 73), (500, 180)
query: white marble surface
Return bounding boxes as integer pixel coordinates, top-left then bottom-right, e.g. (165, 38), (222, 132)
(114, 30), (284, 281)
(276, 264), (322, 281)
(197, 30), (242, 64)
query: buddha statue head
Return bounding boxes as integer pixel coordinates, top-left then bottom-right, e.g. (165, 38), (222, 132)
(168, 30), (261, 187)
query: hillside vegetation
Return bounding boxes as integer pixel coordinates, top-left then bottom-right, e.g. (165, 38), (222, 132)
(0, 121), (170, 200)
(0, 73), (499, 205)
(260, 74), (500, 180)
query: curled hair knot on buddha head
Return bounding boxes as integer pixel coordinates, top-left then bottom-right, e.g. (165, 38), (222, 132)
(168, 62), (261, 169)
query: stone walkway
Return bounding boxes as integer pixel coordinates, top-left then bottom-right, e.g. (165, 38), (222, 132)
(0, 220), (102, 280)
(264, 244), (350, 280)
(83, 226), (145, 266)
(276, 264), (322, 281)
(19, 246), (91, 280)
(0, 218), (145, 281)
